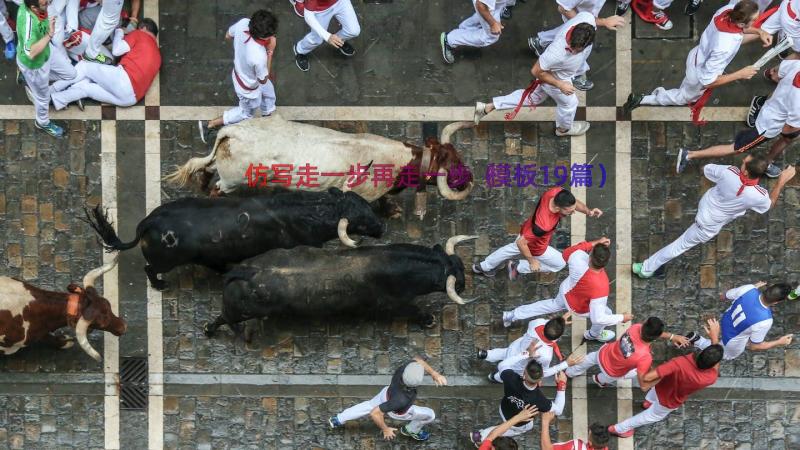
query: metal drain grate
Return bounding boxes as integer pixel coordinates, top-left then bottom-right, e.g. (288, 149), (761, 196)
(120, 357), (148, 410)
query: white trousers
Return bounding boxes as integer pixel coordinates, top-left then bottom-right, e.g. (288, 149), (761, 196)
(641, 49), (705, 106)
(507, 296), (611, 339)
(336, 386), (436, 433)
(479, 407), (534, 440)
(19, 60), (52, 126)
(564, 350), (638, 384)
(0, 0), (13, 43)
(479, 237), (566, 274)
(446, 6), (503, 48)
(51, 61), (136, 109)
(222, 80), (277, 126)
(642, 221), (718, 274)
(296, 0), (360, 55)
(86, 0), (122, 58)
(493, 84), (579, 130)
(694, 336), (745, 360)
(615, 388), (676, 433)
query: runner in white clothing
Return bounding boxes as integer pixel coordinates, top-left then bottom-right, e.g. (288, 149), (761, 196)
(292, 0), (359, 72)
(633, 155), (795, 278)
(677, 59), (800, 178)
(758, 0), (800, 55)
(198, 11), (278, 144)
(83, 0), (139, 64)
(440, 0), (506, 64)
(473, 12), (597, 136)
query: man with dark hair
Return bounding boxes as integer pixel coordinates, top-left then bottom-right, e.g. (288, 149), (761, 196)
(50, 17), (160, 109)
(479, 314), (585, 382)
(472, 13), (600, 135)
(292, 0), (360, 72)
(686, 281), (794, 360)
(470, 361), (568, 445)
(440, 0), (507, 64)
(609, 318), (723, 438)
(633, 155), (795, 278)
(503, 237), (632, 343)
(474, 186), (602, 280)
(565, 317), (690, 387)
(474, 405), (538, 449)
(540, 411), (610, 450)
(199, 10), (278, 143)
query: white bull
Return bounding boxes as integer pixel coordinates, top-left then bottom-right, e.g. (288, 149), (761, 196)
(164, 115), (475, 205)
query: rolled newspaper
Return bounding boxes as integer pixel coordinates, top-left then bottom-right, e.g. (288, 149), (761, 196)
(753, 36), (794, 69)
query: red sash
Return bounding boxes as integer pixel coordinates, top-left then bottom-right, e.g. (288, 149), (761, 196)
(505, 79), (541, 121)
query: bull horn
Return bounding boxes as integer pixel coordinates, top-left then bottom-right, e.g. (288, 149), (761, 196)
(337, 218), (358, 248)
(446, 275), (465, 305)
(75, 317), (101, 362)
(436, 169), (474, 200)
(439, 121), (475, 145)
(445, 235), (479, 256)
(82, 253), (120, 288)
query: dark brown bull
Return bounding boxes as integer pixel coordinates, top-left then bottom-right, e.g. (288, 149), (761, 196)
(0, 254), (126, 361)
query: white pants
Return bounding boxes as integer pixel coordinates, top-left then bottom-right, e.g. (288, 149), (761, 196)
(507, 296), (611, 339)
(642, 48), (705, 106)
(564, 350), (638, 384)
(336, 387), (436, 434)
(222, 80), (277, 126)
(19, 60), (52, 126)
(0, 0), (13, 43)
(446, 6), (503, 48)
(642, 220), (718, 274)
(694, 336), (745, 360)
(51, 61), (136, 109)
(493, 84), (579, 130)
(479, 407), (534, 440)
(615, 388), (676, 433)
(86, 0), (123, 58)
(479, 238), (566, 274)
(296, 0), (360, 55)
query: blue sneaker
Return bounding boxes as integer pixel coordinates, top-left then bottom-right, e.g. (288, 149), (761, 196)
(328, 416), (343, 429)
(4, 40), (15, 60)
(400, 426), (430, 441)
(35, 121), (65, 138)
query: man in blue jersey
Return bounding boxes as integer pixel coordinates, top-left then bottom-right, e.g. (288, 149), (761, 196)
(685, 281), (794, 360)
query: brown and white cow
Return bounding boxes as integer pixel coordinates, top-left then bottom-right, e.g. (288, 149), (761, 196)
(0, 254), (126, 361)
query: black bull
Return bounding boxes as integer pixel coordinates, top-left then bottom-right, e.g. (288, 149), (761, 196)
(203, 235), (477, 336)
(85, 188), (385, 290)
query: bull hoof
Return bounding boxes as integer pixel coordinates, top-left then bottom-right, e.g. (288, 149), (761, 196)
(202, 322), (216, 338)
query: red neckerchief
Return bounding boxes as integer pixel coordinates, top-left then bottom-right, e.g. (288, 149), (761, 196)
(534, 325), (564, 361)
(564, 25), (576, 52)
(735, 167), (760, 196)
(714, 11), (744, 33)
(244, 31), (271, 47)
(505, 79), (541, 121)
(31, 6), (48, 21)
(794, 71), (800, 87)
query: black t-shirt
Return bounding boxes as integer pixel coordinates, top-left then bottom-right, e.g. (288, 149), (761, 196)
(499, 369), (553, 424)
(378, 362), (418, 415)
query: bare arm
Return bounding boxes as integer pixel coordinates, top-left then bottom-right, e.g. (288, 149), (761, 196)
(27, 17), (54, 59)
(129, 0), (141, 21)
(488, 405), (539, 443)
(703, 67), (758, 89)
(557, 5), (578, 19)
(369, 407), (397, 440)
(639, 368), (661, 391)
(476, 1), (499, 28)
(769, 166), (795, 207)
(748, 335), (793, 351)
(413, 356), (447, 386)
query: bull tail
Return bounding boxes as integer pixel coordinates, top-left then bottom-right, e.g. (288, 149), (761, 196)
(162, 143), (219, 188)
(83, 205), (141, 252)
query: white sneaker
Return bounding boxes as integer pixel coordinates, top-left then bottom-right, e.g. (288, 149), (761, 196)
(474, 102), (488, 125)
(585, 329), (616, 342)
(653, 11), (673, 30)
(502, 311), (513, 328)
(555, 122), (590, 136)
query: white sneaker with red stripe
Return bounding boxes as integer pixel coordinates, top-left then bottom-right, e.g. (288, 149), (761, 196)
(653, 11), (673, 30)
(290, 0), (305, 17)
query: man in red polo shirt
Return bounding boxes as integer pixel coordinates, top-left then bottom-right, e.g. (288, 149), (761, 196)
(50, 18), (161, 109)
(540, 411), (610, 450)
(473, 187), (602, 281)
(608, 318), (723, 438)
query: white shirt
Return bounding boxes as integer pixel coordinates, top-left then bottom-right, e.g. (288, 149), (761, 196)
(538, 12), (596, 81)
(691, 6), (745, 86)
(756, 60), (800, 138)
(557, 0), (607, 18)
(477, 0), (505, 12)
(696, 165), (771, 229)
(228, 18), (269, 99)
(779, 0), (800, 37)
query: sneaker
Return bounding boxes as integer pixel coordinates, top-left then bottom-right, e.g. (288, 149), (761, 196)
(328, 416), (343, 429)
(528, 36), (548, 57)
(4, 40), (15, 60)
(746, 95), (767, 128)
(400, 426), (430, 441)
(676, 148), (689, 174)
(765, 163), (781, 178)
(82, 51), (113, 65)
(684, 0), (702, 15)
(507, 261), (519, 281)
(608, 424), (634, 438)
(592, 374), (609, 388)
(585, 329), (616, 342)
(632, 262), (654, 279)
(198, 120), (211, 144)
(684, 331), (700, 345)
(339, 42), (355, 57)
(642, 400), (653, 409)
(472, 262), (500, 277)
(779, 47), (790, 60)
(474, 101), (488, 125)
(289, 0), (304, 17)
(35, 121), (65, 138)
(440, 32), (455, 64)
(572, 74), (594, 91)
(476, 349), (488, 360)
(294, 45), (310, 72)
(501, 5), (513, 19)
(653, 11), (673, 30)
(616, 0), (630, 16)
(623, 93), (644, 115)
(470, 431), (483, 448)
(502, 311), (513, 328)
(555, 121), (590, 136)
(487, 370), (501, 384)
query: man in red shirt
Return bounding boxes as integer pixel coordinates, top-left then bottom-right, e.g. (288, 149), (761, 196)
(540, 411), (610, 450)
(608, 318), (723, 438)
(565, 317), (690, 387)
(473, 187), (602, 281)
(50, 18), (160, 109)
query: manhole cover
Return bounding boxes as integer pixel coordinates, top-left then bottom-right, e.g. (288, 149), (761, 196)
(120, 357), (148, 410)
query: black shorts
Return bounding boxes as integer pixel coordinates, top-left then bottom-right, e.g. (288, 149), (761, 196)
(734, 128), (769, 153)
